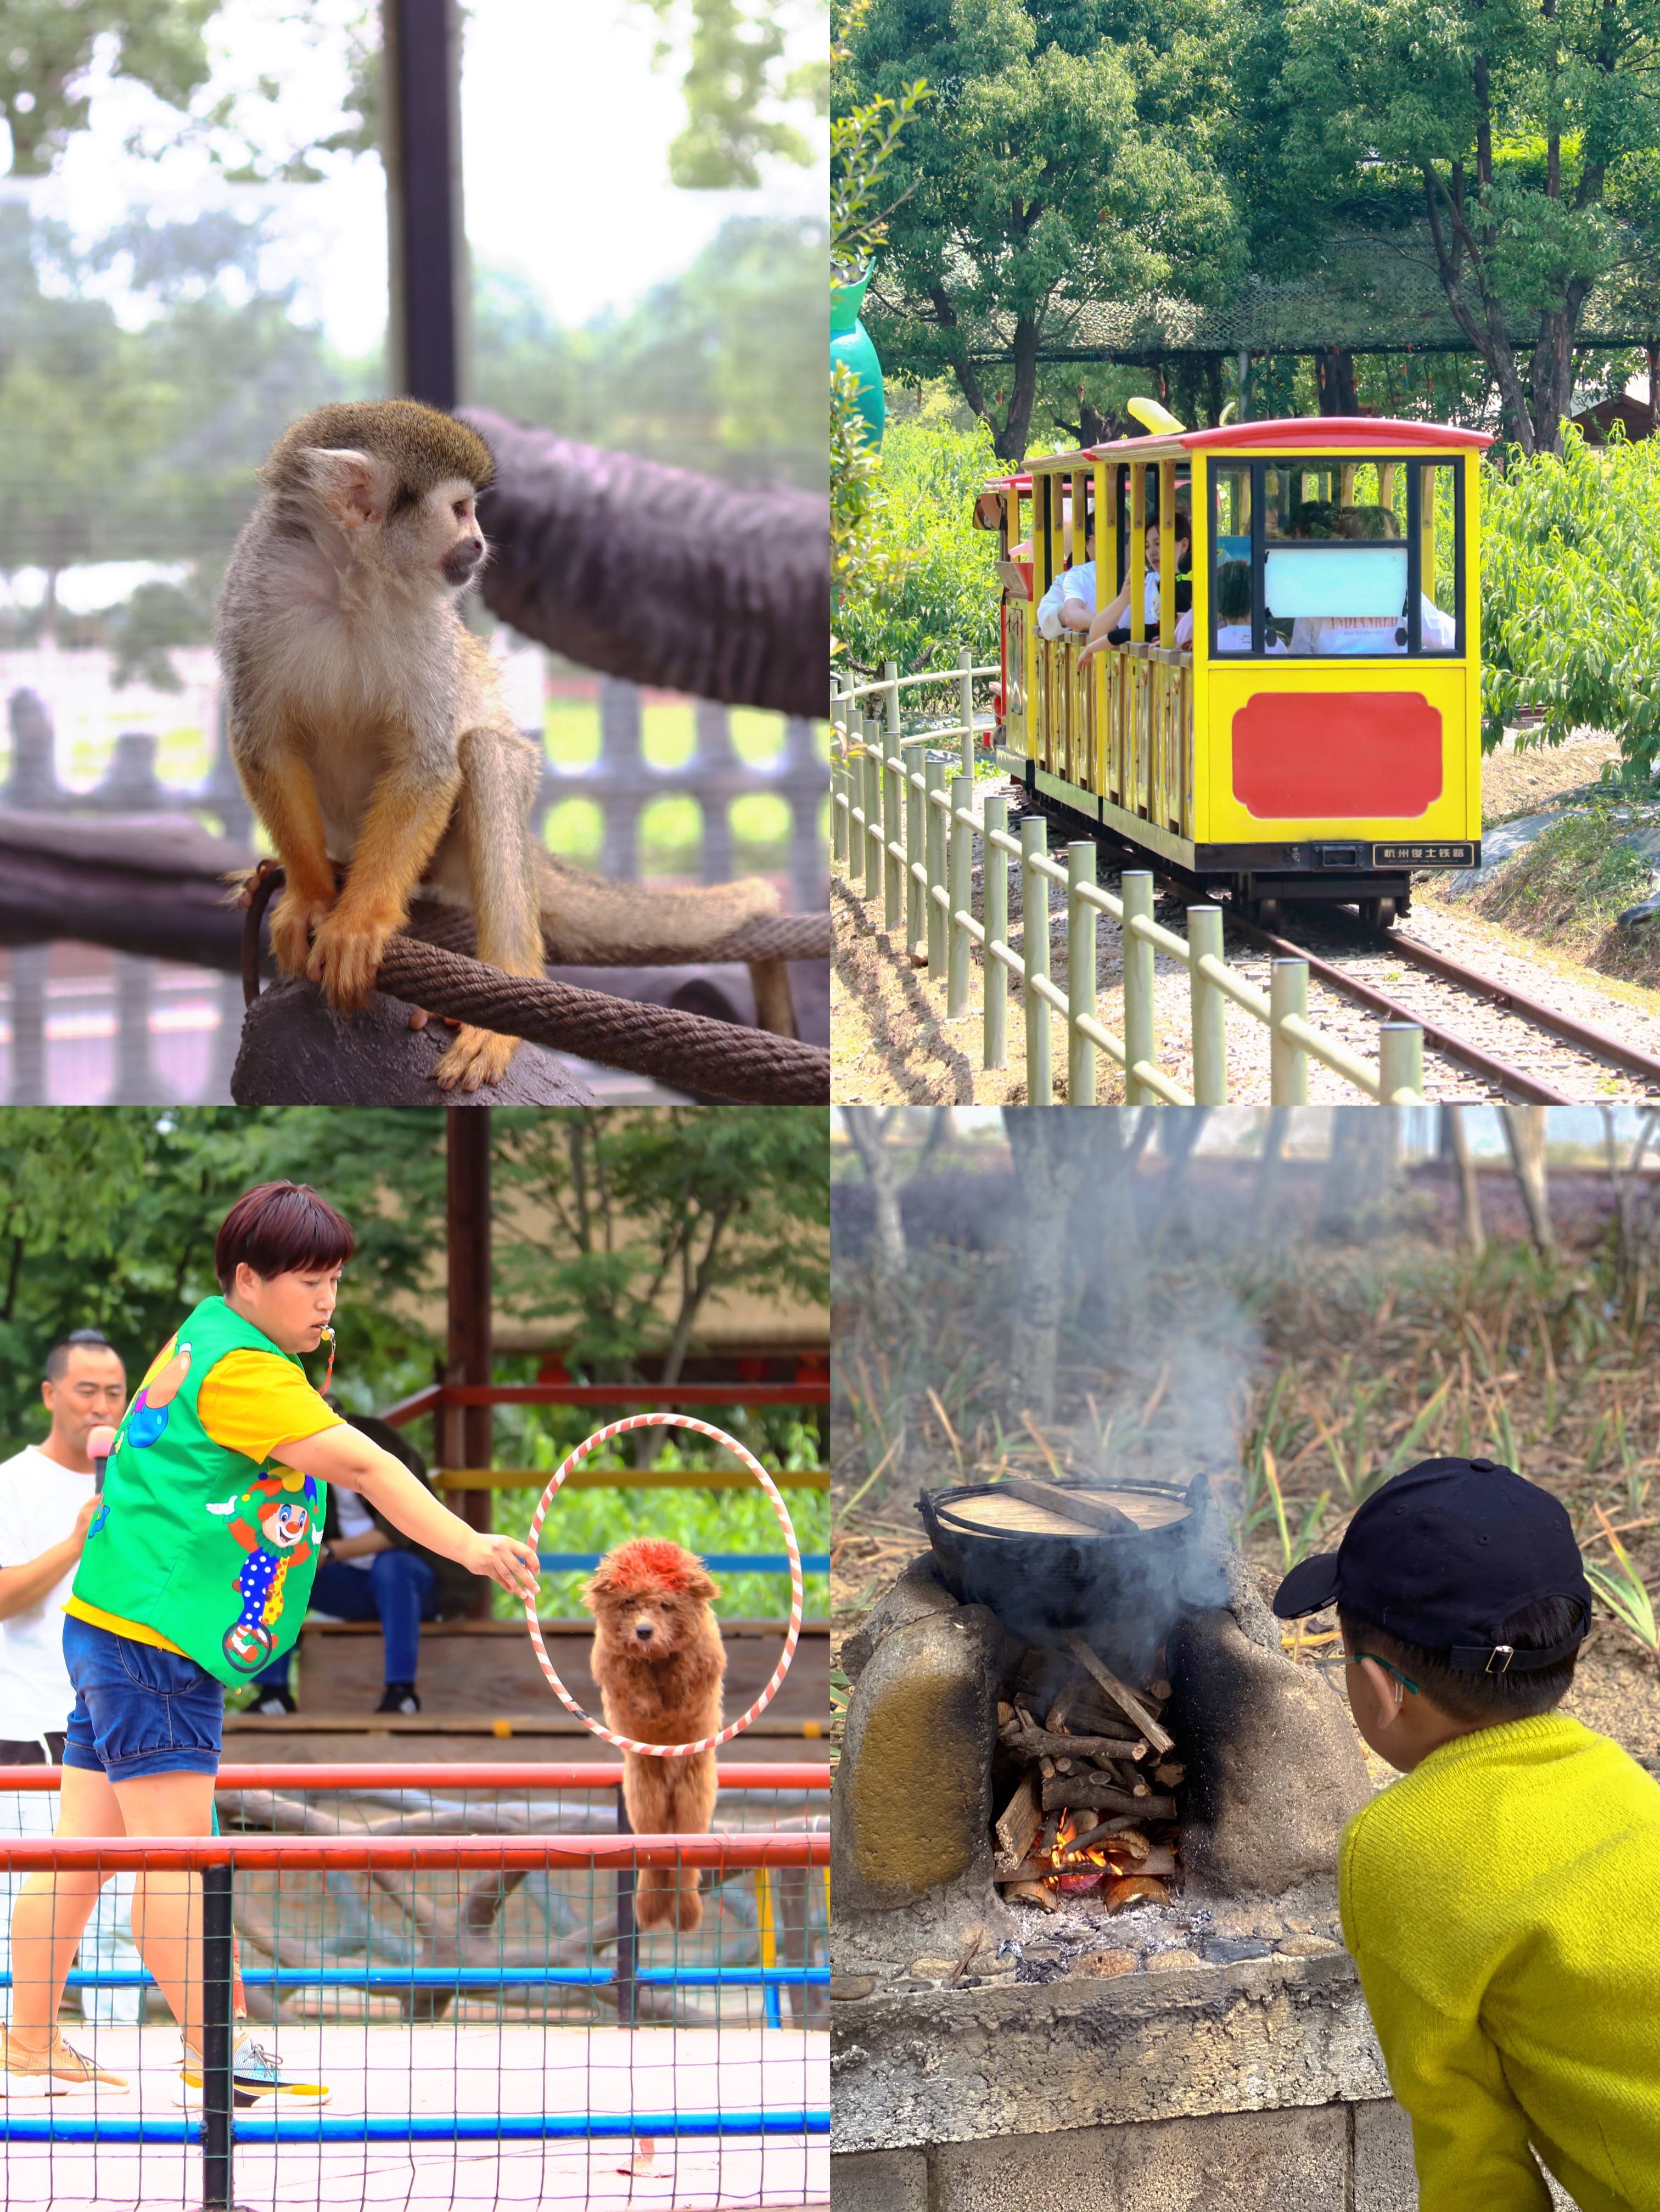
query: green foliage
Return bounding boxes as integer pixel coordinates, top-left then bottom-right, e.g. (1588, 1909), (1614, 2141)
(472, 216), (827, 495)
(632, 0), (824, 189)
(0, 0), (217, 176)
(492, 1107), (830, 1384)
(1472, 804), (1655, 945)
(834, 415), (1002, 674)
(110, 580), (212, 691)
(838, 0), (1239, 458)
(1480, 428), (1660, 763)
(829, 69), (930, 284)
(830, 362), (894, 620)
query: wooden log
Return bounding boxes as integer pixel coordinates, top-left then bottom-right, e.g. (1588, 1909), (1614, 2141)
(1005, 1881), (1059, 1913)
(990, 1477), (1141, 1537)
(994, 1772), (1041, 1866)
(1153, 1761), (1186, 1787)
(1103, 1875), (1169, 1913)
(997, 1719), (1145, 1761)
(1061, 1817), (1148, 1856)
(1058, 1632), (1175, 1754)
(1041, 1776), (1177, 1819)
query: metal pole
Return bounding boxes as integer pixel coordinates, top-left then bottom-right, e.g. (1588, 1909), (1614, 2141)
(984, 794), (1009, 1069)
(947, 776), (973, 1017)
(201, 1860), (235, 2212)
(905, 755), (925, 957)
(957, 645), (975, 782)
(613, 1786), (638, 2029)
(1120, 871), (1157, 1104)
(1067, 843), (1097, 1105)
(1021, 816), (1052, 1102)
(924, 759), (949, 973)
(861, 718), (884, 892)
(882, 728), (903, 930)
(382, 0), (465, 407)
(1187, 905), (1227, 1106)
(446, 1111), (492, 1599)
(1378, 1021), (1423, 1104)
(1270, 959), (1309, 1104)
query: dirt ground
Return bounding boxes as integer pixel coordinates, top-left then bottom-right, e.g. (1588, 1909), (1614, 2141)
(1480, 726), (1623, 827)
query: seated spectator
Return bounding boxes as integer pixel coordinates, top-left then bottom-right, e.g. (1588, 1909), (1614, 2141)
(1079, 514), (1192, 668)
(0, 1332), (142, 2025)
(1209, 559), (1286, 654)
(249, 1414), (475, 1717)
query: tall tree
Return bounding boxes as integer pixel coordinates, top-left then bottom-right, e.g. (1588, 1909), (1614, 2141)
(1273, 0), (1660, 453)
(840, 1107), (949, 1288)
(840, 0), (1240, 459)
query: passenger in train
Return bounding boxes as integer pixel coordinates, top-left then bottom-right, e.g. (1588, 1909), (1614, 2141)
(1035, 512), (1097, 639)
(1210, 559), (1285, 653)
(1078, 513), (1191, 667)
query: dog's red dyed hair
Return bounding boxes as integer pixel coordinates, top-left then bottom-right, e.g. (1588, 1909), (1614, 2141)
(585, 1537), (718, 1603)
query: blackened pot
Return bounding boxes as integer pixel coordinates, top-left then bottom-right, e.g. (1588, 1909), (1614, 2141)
(918, 1473), (1222, 1672)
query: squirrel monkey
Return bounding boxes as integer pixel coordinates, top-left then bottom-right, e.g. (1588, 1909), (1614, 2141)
(217, 399), (779, 1091)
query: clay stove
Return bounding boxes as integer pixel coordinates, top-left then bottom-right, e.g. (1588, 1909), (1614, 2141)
(831, 1477), (1423, 2210)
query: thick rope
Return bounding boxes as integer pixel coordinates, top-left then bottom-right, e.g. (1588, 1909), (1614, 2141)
(241, 864), (828, 1103)
(401, 897), (828, 966)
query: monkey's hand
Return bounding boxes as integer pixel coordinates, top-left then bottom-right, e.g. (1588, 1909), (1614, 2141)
(305, 908), (396, 1012)
(269, 883), (336, 977)
(433, 1024), (520, 1093)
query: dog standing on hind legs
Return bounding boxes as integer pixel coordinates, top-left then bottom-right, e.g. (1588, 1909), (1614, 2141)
(584, 1539), (726, 1933)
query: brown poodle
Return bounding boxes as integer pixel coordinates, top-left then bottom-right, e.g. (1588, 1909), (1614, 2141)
(584, 1538), (726, 1933)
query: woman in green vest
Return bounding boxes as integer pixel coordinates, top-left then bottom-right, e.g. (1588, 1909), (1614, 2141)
(0, 1181), (541, 2106)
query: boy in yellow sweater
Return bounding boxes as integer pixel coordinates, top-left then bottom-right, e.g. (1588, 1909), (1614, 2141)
(1274, 1456), (1660, 2212)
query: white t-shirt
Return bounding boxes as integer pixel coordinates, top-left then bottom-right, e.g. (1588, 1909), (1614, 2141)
(1289, 596), (1456, 655)
(0, 1447), (95, 1741)
(1035, 560), (1096, 640)
(334, 1487), (378, 1570)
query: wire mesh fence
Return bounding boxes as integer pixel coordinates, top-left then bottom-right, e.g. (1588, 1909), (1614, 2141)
(0, 1766), (828, 2210)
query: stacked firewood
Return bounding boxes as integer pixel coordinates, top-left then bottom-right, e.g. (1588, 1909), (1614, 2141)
(991, 1630), (1184, 1915)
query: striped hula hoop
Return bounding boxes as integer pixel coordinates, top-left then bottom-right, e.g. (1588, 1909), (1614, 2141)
(525, 1413), (804, 1757)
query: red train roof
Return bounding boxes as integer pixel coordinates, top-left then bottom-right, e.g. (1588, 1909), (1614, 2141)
(1080, 417), (1493, 459)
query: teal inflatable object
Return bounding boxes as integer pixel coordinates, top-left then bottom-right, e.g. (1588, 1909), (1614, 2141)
(831, 267), (885, 446)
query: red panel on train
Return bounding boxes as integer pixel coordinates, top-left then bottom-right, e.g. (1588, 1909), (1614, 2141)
(1231, 692), (1443, 818)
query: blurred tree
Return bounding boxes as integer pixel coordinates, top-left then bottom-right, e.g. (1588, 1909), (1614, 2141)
(472, 216), (826, 492)
(495, 1107), (829, 1384)
(0, 0), (217, 177)
(632, 0), (826, 188)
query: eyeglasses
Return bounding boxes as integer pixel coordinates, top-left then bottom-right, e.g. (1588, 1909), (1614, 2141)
(1305, 1649), (1420, 1695)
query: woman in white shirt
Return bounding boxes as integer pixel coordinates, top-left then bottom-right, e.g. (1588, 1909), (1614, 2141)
(1079, 514), (1191, 669)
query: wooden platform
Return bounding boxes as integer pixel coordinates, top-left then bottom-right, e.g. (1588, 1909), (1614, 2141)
(223, 1619), (830, 1765)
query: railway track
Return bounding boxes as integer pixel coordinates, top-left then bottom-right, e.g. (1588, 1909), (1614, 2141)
(1045, 806), (1660, 1102)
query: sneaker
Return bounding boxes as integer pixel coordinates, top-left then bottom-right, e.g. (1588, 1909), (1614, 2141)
(250, 1686), (296, 1716)
(0, 2025), (128, 2098)
(375, 1682), (420, 1715)
(176, 2033), (330, 2109)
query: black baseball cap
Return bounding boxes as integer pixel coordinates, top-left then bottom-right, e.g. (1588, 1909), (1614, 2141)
(1272, 1457), (1592, 1676)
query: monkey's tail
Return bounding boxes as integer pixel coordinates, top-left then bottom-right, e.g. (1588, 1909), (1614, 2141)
(534, 852), (778, 964)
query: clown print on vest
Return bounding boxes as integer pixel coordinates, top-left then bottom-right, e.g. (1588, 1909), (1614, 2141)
(208, 1470), (322, 1670)
(69, 1295), (340, 1688)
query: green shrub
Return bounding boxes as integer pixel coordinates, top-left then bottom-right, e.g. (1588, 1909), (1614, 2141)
(1473, 801), (1655, 941)
(1481, 427), (1660, 768)
(834, 414), (1002, 676)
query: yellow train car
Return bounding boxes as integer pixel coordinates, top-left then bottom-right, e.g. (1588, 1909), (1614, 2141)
(983, 418), (1491, 927)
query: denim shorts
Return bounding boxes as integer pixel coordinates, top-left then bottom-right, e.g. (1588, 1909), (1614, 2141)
(61, 1615), (223, 1781)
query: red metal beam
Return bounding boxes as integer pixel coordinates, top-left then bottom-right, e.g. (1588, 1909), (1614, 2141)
(0, 1764), (830, 1792)
(378, 1380), (829, 1427)
(0, 1833), (828, 1872)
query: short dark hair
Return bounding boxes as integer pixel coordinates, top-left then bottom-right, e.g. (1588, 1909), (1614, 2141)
(1339, 1594), (1584, 1726)
(45, 1329), (119, 1383)
(1216, 558), (1251, 623)
(214, 1182), (355, 1294)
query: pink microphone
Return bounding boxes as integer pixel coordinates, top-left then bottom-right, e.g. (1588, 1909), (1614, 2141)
(88, 1425), (116, 1493)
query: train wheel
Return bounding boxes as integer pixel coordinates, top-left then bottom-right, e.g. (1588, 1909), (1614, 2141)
(1253, 898), (1283, 931)
(1358, 897), (1397, 933)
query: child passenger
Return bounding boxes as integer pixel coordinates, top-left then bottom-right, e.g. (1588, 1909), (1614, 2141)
(1274, 1457), (1660, 2211)
(1078, 514), (1192, 670)
(1209, 559), (1285, 654)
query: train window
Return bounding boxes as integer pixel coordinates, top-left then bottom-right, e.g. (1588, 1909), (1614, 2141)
(1209, 457), (1463, 658)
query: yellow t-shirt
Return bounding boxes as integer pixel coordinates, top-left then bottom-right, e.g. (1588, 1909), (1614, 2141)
(1340, 1711), (1660, 2211)
(66, 1350), (341, 1657)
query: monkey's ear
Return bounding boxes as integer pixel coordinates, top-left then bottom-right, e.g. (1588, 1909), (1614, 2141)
(298, 446), (392, 532)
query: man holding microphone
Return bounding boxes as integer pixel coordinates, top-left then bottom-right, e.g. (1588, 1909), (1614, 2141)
(0, 1332), (142, 2026)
